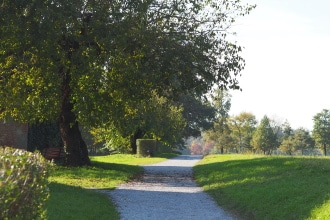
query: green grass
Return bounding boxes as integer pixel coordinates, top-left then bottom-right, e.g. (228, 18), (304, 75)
(46, 153), (178, 220)
(194, 154), (330, 220)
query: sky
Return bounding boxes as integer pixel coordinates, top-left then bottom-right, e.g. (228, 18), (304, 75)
(229, 0), (330, 130)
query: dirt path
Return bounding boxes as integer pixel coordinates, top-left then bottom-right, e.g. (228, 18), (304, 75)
(103, 155), (236, 220)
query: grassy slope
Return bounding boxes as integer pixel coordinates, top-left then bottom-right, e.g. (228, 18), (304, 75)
(194, 154), (330, 220)
(46, 153), (177, 220)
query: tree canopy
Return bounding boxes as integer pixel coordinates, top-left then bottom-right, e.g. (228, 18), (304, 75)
(313, 109), (330, 156)
(251, 115), (277, 155)
(203, 89), (232, 153)
(229, 112), (257, 152)
(0, 0), (255, 166)
(279, 127), (314, 155)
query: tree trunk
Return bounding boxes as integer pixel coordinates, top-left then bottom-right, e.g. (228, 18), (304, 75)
(220, 147), (224, 154)
(324, 144), (327, 156)
(59, 71), (90, 166)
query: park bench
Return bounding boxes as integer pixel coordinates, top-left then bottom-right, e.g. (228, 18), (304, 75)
(42, 147), (65, 161)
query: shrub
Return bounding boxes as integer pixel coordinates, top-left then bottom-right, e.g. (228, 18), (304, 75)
(0, 147), (52, 220)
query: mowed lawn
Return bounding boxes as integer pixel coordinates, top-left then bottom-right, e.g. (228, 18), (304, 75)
(194, 154), (330, 220)
(46, 153), (177, 220)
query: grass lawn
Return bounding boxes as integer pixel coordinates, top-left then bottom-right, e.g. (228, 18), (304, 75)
(46, 153), (177, 220)
(194, 154), (330, 220)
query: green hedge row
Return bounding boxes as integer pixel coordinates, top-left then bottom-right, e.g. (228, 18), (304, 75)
(0, 147), (52, 220)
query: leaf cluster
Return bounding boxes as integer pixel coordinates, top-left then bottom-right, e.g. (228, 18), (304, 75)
(251, 116), (277, 154)
(1, 0), (253, 122)
(0, 147), (52, 220)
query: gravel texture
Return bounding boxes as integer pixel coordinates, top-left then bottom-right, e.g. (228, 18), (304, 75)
(102, 155), (236, 220)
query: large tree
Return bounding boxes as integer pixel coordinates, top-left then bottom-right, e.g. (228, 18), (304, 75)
(312, 109), (330, 156)
(0, 0), (254, 166)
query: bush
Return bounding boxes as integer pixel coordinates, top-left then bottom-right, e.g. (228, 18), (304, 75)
(0, 147), (52, 220)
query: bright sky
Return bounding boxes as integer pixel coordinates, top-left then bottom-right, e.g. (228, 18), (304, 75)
(229, 0), (330, 130)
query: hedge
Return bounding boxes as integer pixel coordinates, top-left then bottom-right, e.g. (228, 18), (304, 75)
(0, 147), (52, 220)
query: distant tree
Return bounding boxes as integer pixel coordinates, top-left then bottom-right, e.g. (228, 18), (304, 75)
(251, 115), (277, 154)
(211, 89), (232, 130)
(293, 128), (315, 155)
(229, 112), (257, 152)
(278, 120), (294, 155)
(279, 136), (295, 155)
(203, 89), (232, 153)
(282, 120), (294, 140)
(268, 117), (285, 149)
(213, 130), (236, 153)
(312, 109), (330, 156)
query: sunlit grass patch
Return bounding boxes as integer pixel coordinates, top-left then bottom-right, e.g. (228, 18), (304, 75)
(194, 154), (330, 220)
(90, 153), (178, 166)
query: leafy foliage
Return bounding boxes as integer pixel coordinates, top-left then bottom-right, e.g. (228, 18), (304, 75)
(251, 115), (277, 154)
(279, 136), (296, 155)
(0, 147), (51, 220)
(0, 0), (254, 165)
(179, 94), (216, 138)
(313, 109), (330, 155)
(279, 128), (315, 155)
(0, 0), (253, 122)
(203, 89), (232, 153)
(229, 112), (257, 152)
(293, 128), (315, 154)
(91, 92), (186, 153)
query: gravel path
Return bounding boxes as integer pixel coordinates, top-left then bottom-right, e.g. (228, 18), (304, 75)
(103, 155), (236, 220)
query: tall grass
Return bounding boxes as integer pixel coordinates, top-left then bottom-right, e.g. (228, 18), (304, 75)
(46, 153), (177, 220)
(194, 154), (330, 220)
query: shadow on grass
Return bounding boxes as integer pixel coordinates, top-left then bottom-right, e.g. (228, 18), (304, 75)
(47, 182), (119, 220)
(194, 157), (330, 220)
(91, 160), (143, 174)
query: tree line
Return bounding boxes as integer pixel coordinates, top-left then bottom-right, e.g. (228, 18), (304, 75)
(190, 90), (330, 156)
